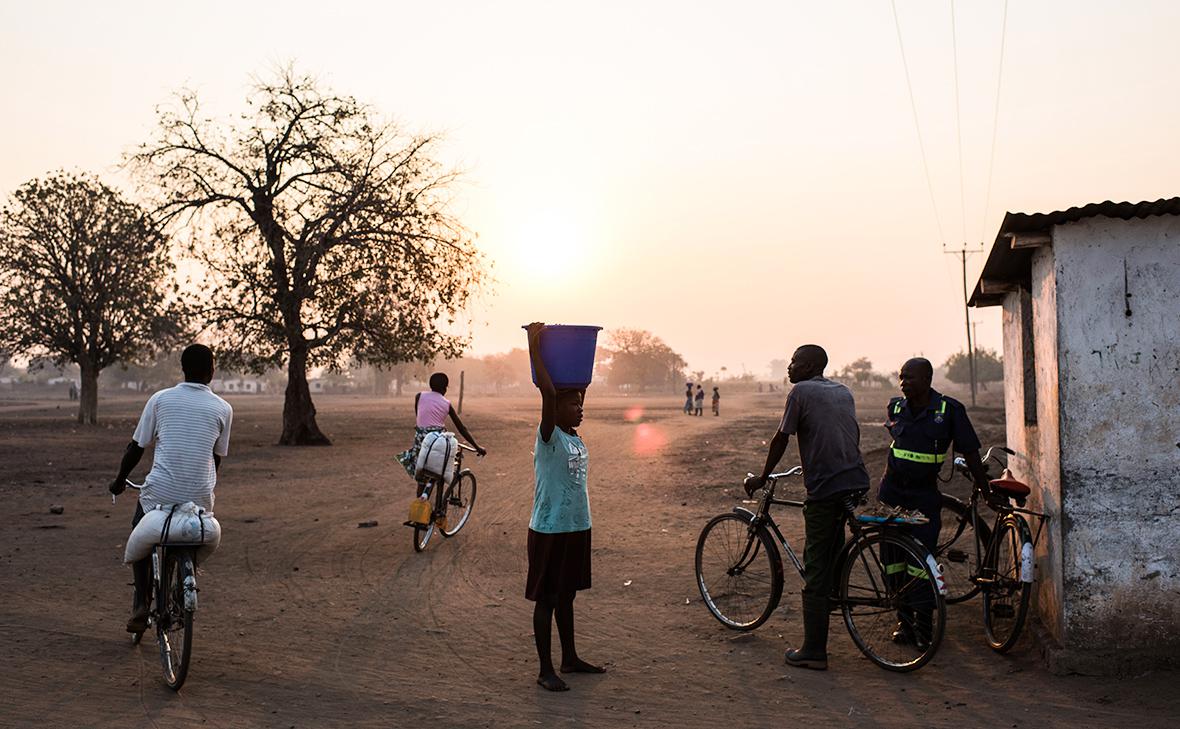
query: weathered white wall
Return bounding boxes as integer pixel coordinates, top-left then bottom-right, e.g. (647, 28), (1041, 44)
(1053, 215), (1180, 653)
(1002, 275), (1065, 645)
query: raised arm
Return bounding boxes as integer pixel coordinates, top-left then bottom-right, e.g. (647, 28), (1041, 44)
(110, 441), (145, 495)
(448, 406), (487, 456)
(526, 322), (557, 442)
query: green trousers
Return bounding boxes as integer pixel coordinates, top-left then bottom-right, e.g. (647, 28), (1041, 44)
(801, 494), (848, 615)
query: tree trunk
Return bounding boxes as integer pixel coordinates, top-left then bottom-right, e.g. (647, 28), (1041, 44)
(78, 361), (99, 425)
(280, 348), (331, 446)
(373, 368), (391, 397)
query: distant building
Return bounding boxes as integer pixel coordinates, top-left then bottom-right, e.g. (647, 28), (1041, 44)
(210, 377), (267, 395)
(970, 198), (1180, 673)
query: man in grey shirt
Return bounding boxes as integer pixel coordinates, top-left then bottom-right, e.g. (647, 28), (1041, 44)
(746, 344), (869, 670)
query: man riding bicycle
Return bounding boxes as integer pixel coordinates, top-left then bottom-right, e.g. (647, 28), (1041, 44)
(109, 344), (232, 634)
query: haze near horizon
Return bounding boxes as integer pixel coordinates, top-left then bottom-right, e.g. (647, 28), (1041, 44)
(3, 0), (1178, 377)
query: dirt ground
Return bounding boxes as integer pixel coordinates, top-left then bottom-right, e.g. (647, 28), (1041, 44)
(1, 389), (1177, 728)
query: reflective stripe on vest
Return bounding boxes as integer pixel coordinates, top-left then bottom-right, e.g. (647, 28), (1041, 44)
(890, 447), (946, 464)
(889, 397), (948, 464)
(893, 397), (947, 416)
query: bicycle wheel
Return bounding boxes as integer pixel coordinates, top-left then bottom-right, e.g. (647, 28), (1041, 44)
(440, 470), (477, 538)
(840, 531), (945, 672)
(982, 515), (1031, 652)
(937, 494), (990, 604)
(157, 549), (194, 690)
(695, 514), (783, 630)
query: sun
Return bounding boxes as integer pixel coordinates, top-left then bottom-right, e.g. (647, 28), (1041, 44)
(510, 210), (591, 282)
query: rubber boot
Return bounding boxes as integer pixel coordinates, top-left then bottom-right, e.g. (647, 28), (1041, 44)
(126, 557), (151, 634)
(785, 603), (829, 670)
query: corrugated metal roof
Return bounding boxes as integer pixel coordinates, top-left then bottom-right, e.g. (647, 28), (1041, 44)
(969, 197), (1180, 307)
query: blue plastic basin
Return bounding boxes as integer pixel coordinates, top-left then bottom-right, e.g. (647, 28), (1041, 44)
(524, 324), (602, 389)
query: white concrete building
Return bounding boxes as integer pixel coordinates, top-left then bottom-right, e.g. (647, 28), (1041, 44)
(210, 377), (267, 394)
(970, 198), (1180, 673)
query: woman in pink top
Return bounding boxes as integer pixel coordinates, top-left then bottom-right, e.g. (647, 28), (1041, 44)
(396, 373), (486, 487)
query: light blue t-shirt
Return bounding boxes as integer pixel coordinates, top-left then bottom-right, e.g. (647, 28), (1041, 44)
(529, 426), (591, 533)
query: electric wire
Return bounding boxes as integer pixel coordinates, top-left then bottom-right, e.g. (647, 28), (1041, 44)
(979, 0), (1009, 246)
(890, 0), (946, 247)
(951, 0), (967, 247)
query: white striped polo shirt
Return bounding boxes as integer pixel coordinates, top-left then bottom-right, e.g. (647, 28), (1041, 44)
(132, 382), (233, 512)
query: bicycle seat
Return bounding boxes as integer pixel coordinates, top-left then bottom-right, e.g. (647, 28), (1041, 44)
(989, 469), (1031, 498)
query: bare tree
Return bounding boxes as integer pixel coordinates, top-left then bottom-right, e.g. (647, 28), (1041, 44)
(602, 329), (686, 390)
(0, 172), (184, 423)
(134, 68), (486, 445)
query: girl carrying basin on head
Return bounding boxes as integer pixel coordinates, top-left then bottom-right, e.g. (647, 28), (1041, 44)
(524, 322), (605, 692)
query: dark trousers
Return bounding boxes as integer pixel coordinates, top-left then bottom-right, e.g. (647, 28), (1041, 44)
(130, 502), (150, 608)
(801, 495), (849, 614)
(877, 475), (940, 637)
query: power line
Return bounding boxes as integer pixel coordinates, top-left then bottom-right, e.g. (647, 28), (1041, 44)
(951, 0), (967, 246)
(979, 0), (1009, 245)
(890, 0), (946, 247)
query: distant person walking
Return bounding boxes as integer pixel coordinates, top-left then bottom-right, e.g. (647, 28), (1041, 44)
(684, 383), (694, 415)
(396, 373), (486, 494)
(694, 385), (705, 416)
(712, 386), (720, 416)
(524, 323), (605, 692)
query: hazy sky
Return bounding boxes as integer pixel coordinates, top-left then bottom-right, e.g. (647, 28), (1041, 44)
(3, 1), (1179, 377)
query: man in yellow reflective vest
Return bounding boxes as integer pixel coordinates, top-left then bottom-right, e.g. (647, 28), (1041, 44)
(879, 357), (991, 647)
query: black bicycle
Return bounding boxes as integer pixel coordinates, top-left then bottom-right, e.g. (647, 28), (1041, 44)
(936, 446), (1048, 652)
(412, 443), (479, 552)
(695, 467), (948, 672)
(120, 481), (198, 690)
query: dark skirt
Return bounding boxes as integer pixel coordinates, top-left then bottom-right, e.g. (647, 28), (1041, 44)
(526, 528), (592, 602)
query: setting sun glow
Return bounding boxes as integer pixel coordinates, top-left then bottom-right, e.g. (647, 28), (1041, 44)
(508, 210), (592, 283)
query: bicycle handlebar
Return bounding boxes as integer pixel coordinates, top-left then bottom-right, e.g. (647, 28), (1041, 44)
(457, 443), (478, 453)
(954, 445), (1016, 476)
(746, 466), (802, 482)
(110, 478), (141, 502)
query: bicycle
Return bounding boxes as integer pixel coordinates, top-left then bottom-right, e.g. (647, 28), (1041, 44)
(695, 467), (948, 672)
(936, 446), (1049, 652)
(116, 481), (199, 690)
(411, 442), (479, 552)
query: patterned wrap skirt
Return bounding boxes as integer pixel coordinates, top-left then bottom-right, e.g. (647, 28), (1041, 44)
(396, 426), (444, 479)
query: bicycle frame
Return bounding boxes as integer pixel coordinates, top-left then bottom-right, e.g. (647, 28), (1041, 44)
(954, 450), (1049, 587)
(730, 470), (943, 600)
(731, 469), (808, 576)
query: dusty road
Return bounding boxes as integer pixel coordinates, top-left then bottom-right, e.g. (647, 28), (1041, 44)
(1, 391), (1176, 728)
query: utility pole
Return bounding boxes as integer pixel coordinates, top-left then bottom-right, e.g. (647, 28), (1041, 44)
(945, 246), (983, 406)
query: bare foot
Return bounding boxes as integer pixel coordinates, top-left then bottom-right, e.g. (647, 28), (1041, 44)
(537, 672), (569, 691)
(560, 658), (606, 674)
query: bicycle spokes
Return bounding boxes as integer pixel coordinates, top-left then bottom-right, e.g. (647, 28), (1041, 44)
(841, 532), (945, 672)
(696, 514), (783, 630)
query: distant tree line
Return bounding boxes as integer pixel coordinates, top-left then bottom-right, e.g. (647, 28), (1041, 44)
(0, 67), (486, 442)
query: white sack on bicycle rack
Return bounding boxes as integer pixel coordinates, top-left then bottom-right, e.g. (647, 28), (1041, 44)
(415, 431), (458, 483)
(124, 501), (222, 565)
